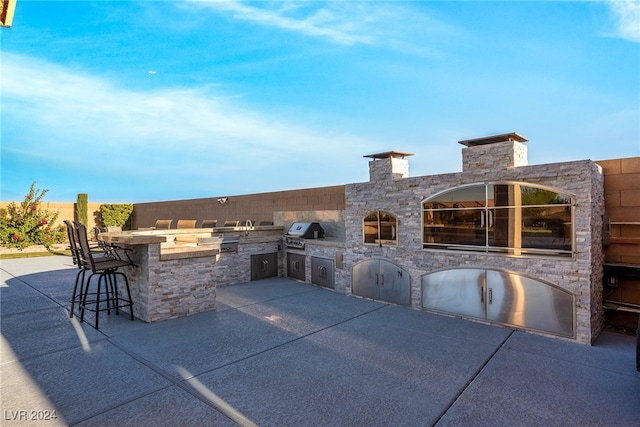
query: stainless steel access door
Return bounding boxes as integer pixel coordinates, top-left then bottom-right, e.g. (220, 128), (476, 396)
(421, 268), (486, 319)
(311, 256), (334, 289)
(251, 252), (278, 281)
(352, 258), (410, 306)
(486, 270), (574, 337)
(352, 259), (379, 301)
(287, 252), (306, 281)
(422, 268), (575, 337)
(377, 259), (410, 306)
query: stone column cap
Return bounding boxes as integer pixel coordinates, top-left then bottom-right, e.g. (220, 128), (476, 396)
(364, 150), (414, 160)
(458, 132), (528, 147)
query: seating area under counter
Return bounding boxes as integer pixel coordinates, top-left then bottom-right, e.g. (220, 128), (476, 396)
(99, 225), (285, 322)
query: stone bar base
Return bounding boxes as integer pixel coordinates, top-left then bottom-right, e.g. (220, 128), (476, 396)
(101, 227), (284, 322)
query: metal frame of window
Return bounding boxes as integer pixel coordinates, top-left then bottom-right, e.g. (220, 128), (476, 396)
(363, 210), (398, 246)
(422, 182), (576, 257)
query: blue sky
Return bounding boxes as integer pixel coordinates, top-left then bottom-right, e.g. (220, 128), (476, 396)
(1, 1), (639, 203)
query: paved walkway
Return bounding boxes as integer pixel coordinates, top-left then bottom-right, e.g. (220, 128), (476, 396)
(1, 256), (638, 426)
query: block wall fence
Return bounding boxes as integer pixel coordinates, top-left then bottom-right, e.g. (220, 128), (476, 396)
(597, 157), (640, 331)
(0, 202), (102, 232)
(0, 186), (345, 231)
(129, 185), (346, 229)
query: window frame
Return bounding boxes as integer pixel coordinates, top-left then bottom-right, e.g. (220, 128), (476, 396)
(422, 182), (575, 257)
(363, 210), (398, 246)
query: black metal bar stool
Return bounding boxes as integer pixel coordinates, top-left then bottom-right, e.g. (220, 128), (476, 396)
(65, 221), (114, 319)
(74, 221), (135, 329)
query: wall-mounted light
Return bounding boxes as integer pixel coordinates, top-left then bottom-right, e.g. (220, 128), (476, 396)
(217, 197), (228, 204)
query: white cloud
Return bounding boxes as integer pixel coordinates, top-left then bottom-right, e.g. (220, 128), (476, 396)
(187, 0), (455, 57)
(0, 53), (374, 199)
(605, 0), (640, 43)
(190, 0), (374, 46)
(2, 53), (363, 149)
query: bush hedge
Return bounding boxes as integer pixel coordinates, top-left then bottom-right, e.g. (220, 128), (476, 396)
(100, 204), (133, 230)
(0, 183), (66, 250)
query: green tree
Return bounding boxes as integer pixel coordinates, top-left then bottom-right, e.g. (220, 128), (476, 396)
(0, 182), (66, 250)
(76, 193), (88, 225)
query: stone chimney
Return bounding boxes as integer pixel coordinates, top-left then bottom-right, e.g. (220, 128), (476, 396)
(459, 132), (528, 173)
(364, 151), (413, 182)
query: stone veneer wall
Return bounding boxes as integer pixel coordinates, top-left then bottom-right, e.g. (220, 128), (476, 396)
(121, 239), (281, 322)
(212, 241), (283, 287)
(462, 140), (528, 172)
(122, 243), (217, 322)
(368, 157), (410, 181)
(344, 150), (604, 344)
(289, 241), (348, 293)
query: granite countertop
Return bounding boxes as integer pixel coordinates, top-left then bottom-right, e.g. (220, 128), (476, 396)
(100, 230), (167, 245)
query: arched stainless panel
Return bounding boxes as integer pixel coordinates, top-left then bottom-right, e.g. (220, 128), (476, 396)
(421, 268), (486, 319)
(352, 258), (410, 306)
(378, 259), (410, 306)
(352, 258), (379, 301)
(486, 270), (574, 337)
(421, 268), (575, 338)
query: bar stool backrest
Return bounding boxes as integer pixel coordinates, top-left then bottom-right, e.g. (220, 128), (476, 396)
(176, 220), (197, 229)
(64, 220), (82, 268)
(74, 221), (98, 272)
(154, 219), (173, 230)
(94, 227), (113, 253)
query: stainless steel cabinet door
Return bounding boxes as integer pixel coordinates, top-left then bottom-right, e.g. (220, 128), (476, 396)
(287, 252), (306, 281)
(311, 257), (334, 289)
(352, 258), (379, 300)
(422, 268), (575, 338)
(486, 270), (574, 337)
(378, 258), (410, 306)
(352, 258), (410, 306)
(421, 268), (486, 319)
(251, 252), (278, 281)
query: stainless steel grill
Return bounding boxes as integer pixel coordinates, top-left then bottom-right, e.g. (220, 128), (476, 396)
(284, 222), (325, 249)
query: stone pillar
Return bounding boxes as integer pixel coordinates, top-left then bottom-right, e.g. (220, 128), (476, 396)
(369, 157), (410, 182)
(462, 140), (528, 173)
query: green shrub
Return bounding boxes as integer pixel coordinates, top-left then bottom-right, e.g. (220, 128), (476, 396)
(100, 204), (133, 230)
(76, 193), (88, 225)
(0, 183), (66, 250)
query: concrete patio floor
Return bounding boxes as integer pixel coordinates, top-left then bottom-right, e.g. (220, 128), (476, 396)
(1, 255), (638, 426)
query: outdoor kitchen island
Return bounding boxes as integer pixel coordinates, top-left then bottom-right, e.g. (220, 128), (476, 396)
(99, 225), (286, 322)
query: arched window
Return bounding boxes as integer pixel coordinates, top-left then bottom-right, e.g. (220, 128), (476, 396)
(422, 182), (574, 257)
(363, 211), (397, 245)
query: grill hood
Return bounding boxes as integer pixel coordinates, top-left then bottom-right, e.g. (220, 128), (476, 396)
(285, 222), (325, 239)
